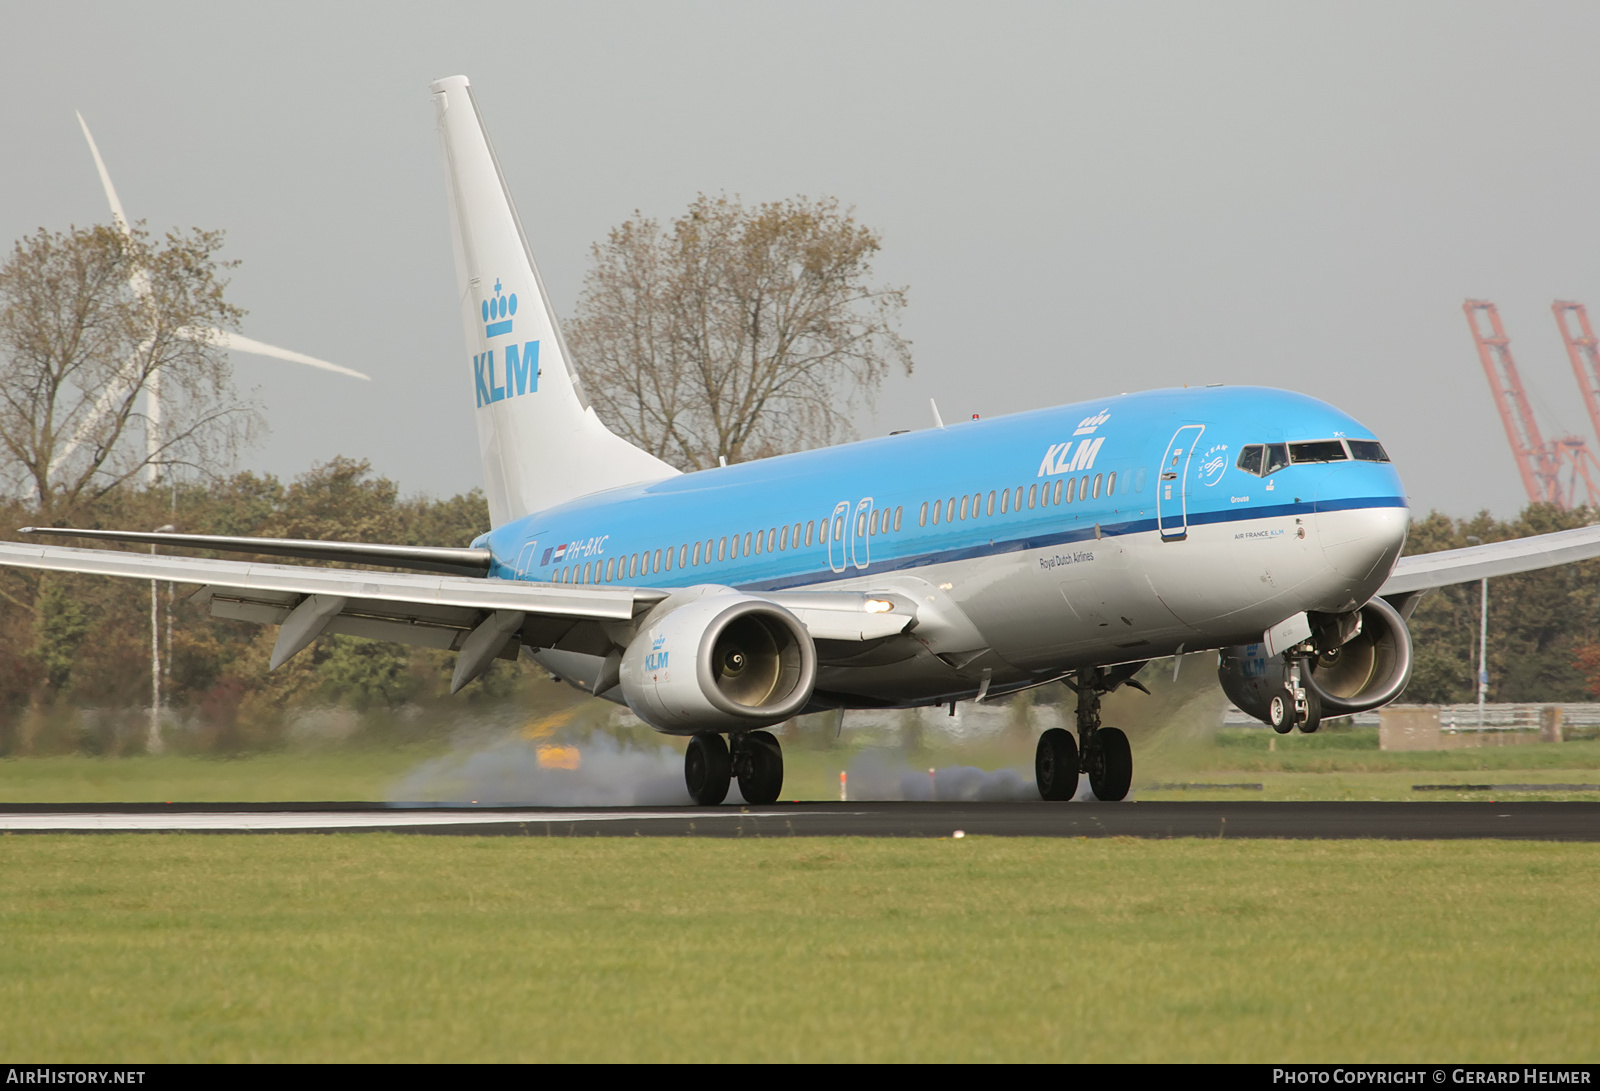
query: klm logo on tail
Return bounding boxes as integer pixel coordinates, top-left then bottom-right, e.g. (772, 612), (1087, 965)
(482, 278), (517, 336)
(473, 277), (540, 407)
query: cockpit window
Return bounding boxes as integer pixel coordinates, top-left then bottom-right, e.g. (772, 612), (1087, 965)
(1347, 439), (1390, 463)
(1289, 440), (1347, 464)
(1236, 443), (1290, 477)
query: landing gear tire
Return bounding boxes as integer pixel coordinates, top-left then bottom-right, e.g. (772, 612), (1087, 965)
(685, 733), (732, 805)
(734, 730), (784, 805)
(1088, 726), (1133, 802)
(1268, 694), (1294, 734)
(1299, 687), (1323, 734)
(1036, 728), (1081, 801)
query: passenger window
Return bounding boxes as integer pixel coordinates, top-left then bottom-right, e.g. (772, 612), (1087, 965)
(959, 495), (969, 521)
(1053, 479), (1063, 504)
(1265, 444), (1289, 474)
(931, 501), (942, 525)
(1348, 439), (1390, 462)
(665, 548), (675, 572)
(717, 538), (726, 562)
(1289, 440), (1347, 464)
(648, 549), (658, 572)
(999, 488), (1009, 514)
(1107, 471), (1117, 495)
(805, 521), (814, 546)
(693, 542), (702, 566)
(754, 531), (764, 556)
(781, 525), (790, 550)
(1236, 445), (1264, 476)
(894, 506), (903, 531)
(858, 511), (868, 536)
(1028, 484), (1037, 509)
(584, 562), (593, 583)
(680, 544), (688, 568)
(1013, 486), (1024, 511)
(1093, 473), (1102, 499)
(984, 491), (993, 516)
(1079, 476), (1089, 500)
(1065, 477), (1075, 503)
(943, 498), (954, 523)
(768, 528), (776, 552)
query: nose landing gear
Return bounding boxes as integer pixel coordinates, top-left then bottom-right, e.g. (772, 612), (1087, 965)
(1268, 649), (1323, 735)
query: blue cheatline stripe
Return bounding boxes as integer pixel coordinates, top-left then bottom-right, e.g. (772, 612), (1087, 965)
(494, 495), (1407, 593)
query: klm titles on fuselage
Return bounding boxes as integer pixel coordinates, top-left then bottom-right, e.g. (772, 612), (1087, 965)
(473, 278), (540, 408)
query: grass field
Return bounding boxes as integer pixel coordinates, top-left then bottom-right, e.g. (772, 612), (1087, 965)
(1, 835), (1595, 1062)
(4, 729), (1600, 804)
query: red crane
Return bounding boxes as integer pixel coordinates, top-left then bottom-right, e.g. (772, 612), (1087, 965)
(1463, 300), (1600, 509)
(1552, 301), (1600, 452)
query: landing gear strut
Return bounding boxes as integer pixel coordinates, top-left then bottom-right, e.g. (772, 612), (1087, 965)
(684, 730), (785, 805)
(1038, 664), (1145, 802)
(1269, 649), (1323, 735)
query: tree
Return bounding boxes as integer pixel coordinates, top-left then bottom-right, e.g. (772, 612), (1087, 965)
(567, 194), (913, 471)
(0, 223), (259, 517)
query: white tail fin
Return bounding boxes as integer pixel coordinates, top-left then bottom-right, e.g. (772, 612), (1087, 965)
(431, 75), (677, 527)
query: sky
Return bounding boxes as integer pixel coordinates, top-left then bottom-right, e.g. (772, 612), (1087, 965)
(5, 2), (1600, 522)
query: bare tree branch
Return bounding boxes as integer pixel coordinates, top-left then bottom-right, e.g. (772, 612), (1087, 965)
(567, 194), (912, 471)
(0, 224), (261, 521)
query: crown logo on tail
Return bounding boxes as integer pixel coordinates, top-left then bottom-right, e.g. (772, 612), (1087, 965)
(481, 278), (517, 338)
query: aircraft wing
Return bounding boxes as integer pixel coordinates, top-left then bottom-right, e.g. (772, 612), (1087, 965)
(0, 540), (915, 689)
(1380, 523), (1600, 595)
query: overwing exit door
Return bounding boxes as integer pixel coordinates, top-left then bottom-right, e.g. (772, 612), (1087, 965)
(1157, 424), (1205, 541)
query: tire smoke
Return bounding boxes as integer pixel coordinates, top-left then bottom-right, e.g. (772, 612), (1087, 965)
(389, 733), (697, 807)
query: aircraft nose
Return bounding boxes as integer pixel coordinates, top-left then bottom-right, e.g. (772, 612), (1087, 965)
(1317, 504), (1408, 583)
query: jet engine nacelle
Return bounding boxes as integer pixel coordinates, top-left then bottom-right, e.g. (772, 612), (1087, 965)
(1218, 596), (1414, 723)
(619, 590), (817, 734)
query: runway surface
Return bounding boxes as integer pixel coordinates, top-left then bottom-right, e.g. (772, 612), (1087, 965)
(1, 801), (1597, 838)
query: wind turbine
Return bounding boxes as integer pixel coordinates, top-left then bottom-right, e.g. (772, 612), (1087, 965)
(58, 112), (371, 488)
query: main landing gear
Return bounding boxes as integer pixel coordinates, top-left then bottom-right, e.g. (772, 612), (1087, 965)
(1267, 650), (1322, 735)
(684, 730), (784, 806)
(1037, 665), (1145, 802)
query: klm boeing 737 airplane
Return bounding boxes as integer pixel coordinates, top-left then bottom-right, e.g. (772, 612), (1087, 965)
(8, 75), (1600, 804)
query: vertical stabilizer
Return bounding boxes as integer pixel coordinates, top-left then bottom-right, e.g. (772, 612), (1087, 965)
(430, 75), (677, 526)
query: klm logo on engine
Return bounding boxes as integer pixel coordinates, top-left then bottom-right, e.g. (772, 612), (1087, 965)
(473, 277), (540, 407)
(645, 633), (669, 672)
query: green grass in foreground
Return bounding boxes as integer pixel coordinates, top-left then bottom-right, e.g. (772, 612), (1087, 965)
(1, 836), (1594, 1062)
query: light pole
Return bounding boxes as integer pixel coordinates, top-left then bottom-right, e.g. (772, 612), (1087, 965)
(149, 523), (175, 753)
(1466, 536), (1489, 726)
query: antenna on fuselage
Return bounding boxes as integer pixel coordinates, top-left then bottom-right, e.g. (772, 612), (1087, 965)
(929, 398), (945, 429)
